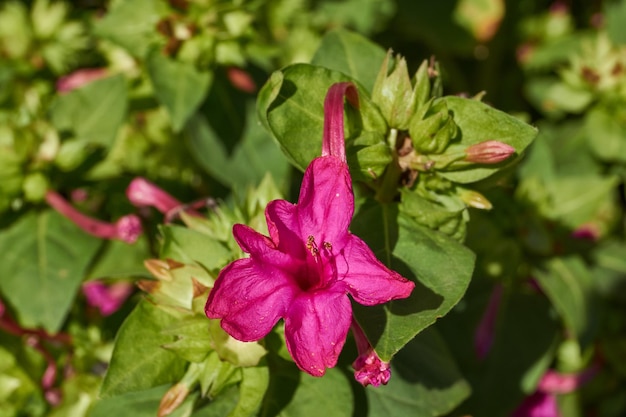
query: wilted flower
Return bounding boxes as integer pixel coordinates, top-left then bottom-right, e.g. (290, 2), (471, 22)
(56, 68), (108, 93)
(351, 319), (391, 387)
(82, 280), (134, 316)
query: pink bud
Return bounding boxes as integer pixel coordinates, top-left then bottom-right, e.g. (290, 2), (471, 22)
(56, 68), (108, 93)
(351, 320), (391, 387)
(465, 140), (515, 164)
(126, 177), (182, 214)
(45, 190), (143, 243)
(538, 365), (599, 394)
(226, 67), (257, 94)
(83, 280), (134, 316)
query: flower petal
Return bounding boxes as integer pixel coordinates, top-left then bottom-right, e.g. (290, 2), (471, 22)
(205, 257), (297, 341)
(265, 199), (307, 258)
(337, 235), (414, 305)
(284, 288), (352, 376)
(296, 157), (354, 245)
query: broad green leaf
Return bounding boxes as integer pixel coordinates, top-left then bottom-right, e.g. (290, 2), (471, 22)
(525, 77), (593, 116)
(160, 224), (231, 270)
(227, 366), (269, 417)
(185, 102), (290, 190)
(260, 365), (353, 417)
(605, 0), (626, 45)
(438, 96), (538, 183)
(50, 75), (128, 149)
(545, 175), (618, 229)
(313, 0), (396, 36)
(94, 0), (167, 58)
(367, 327), (471, 416)
(89, 385), (203, 417)
(351, 201), (475, 360)
(100, 300), (187, 398)
(147, 50), (213, 132)
(161, 316), (213, 363)
(87, 237), (151, 280)
(533, 256), (598, 346)
(311, 29), (386, 93)
(0, 210), (101, 332)
(257, 64), (388, 174)
(592, 240), (626, 302)
(585, 104), (626, 163)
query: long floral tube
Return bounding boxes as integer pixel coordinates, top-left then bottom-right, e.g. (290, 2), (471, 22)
(45, 190), (142, 243)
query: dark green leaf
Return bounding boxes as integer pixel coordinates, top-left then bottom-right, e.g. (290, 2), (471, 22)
(605, 0), (626, 45)
(438, 96), (538, 183)
(367, 327), (471, 416)
(185, 102), (290, 190)
(228, 366), (270, 417)
(50, 75), (128, 149)
(87, 238), (151, 280)
(0, 210), (101, 332)
(311, 29), (387, 93)
(89, 385), (200, 417)
(147, 50), (213, 132)
(257, 64), (388, 173)
(261, 365), (353, 417)
(351, 201), (475, 360)
(534, 256), (598, 346)
(100, 300), (187, 398)
(585, 104), (626, 163)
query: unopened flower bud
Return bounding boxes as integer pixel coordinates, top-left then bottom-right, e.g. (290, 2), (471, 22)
(57, 68), (108, 93)
(126, 177), (182, 214)
(465, 140), (515, 164)
(458, 189), (493, 210)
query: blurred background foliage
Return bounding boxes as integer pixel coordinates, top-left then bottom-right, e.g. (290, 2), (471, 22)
(2, 0), (626, 416)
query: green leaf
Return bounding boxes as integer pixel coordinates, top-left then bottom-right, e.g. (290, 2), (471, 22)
(585, 104), (626, 163)
(87, 237), (151, 280)
(605, 0), (626, 45)
(50, 75), (128, 149)
(351, 201), (475, 360)
(100, 300), (187, 398)
(438, 96), (538, 183)
(260, 366), (353, 417)
(160, 224), (231, 270)
(311, 28), (387, 93)
(533, 256), (598, 346)
(185, 102), (290, 189)
(367, 327), (470, 416)
(94, 0), (167, 58)
(147, 50), (213, 132)
(257, 64), (388, 173)
(0, 210), (101, 332)
(161, 316), (213, 363)
(228, 366), (269, 417)
(89, 384), (202, 417)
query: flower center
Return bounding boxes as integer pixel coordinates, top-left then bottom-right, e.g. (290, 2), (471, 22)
(297, 235), (335, 292)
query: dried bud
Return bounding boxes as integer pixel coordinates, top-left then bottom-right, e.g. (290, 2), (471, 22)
(465, 140), (515, 164)
(158, 383), (189, 417)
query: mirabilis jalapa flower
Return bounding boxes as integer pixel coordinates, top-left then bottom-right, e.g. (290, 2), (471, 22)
(206, 82), (415, 378)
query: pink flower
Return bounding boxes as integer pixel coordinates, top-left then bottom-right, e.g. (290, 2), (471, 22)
(465, 140), (515, 164)
(511, 365), (600, 417)
(45, 190), (142, 243)
(82, 280), (134, 316)
(56, 68), (108, 93)
(205, 82), (415, 377)
(351, 319), (391, 387)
